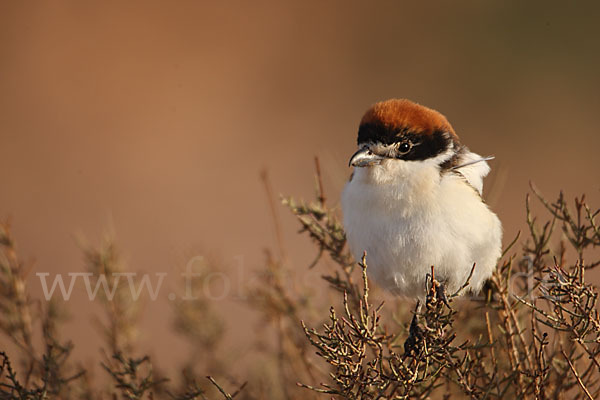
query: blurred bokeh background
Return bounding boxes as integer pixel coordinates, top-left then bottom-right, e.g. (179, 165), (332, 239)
(1, 0), (599, 377)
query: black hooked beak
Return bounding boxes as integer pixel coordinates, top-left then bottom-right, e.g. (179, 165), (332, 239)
(348, 146), (384, 167)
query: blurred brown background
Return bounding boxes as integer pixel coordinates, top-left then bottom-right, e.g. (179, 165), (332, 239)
(1, 0), (599, 373)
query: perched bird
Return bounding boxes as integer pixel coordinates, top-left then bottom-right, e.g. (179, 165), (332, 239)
(341, 99), (502, 298)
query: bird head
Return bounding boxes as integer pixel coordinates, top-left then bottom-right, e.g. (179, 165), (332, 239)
(349, 99), (461, 169)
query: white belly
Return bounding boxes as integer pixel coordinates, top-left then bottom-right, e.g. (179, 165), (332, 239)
(341, 168), (502, 298)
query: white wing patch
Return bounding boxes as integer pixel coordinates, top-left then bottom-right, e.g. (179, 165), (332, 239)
(452, 151), (493, 195)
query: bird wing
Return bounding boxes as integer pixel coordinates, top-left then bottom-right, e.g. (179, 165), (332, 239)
(452, 151), (492, 195)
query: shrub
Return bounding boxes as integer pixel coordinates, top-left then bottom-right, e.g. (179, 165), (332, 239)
(1, 162), (599, 399)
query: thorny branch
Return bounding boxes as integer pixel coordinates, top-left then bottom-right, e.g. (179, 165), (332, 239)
(289, 173), (600, 399)
(1, 157), (600, 400)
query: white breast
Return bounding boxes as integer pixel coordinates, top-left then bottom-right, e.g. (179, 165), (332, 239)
(341, 158), (502, 298)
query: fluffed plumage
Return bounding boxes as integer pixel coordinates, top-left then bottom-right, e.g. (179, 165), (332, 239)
(341, 99), (502, 298)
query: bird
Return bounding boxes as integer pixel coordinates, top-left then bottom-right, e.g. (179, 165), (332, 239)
(341, 99), (502, 298)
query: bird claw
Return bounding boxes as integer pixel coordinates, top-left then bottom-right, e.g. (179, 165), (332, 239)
(438, 282), (451, 309)
(426, 267), (451, 309)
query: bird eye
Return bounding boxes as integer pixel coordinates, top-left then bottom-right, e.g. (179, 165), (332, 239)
(398, 142), (412, 154)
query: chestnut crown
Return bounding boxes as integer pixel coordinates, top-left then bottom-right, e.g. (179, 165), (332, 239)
(356, 99), (460, 162)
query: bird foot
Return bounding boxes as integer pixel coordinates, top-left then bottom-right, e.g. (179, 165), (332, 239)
(437, 282), (451, 309)
(426, 267), (451, 309)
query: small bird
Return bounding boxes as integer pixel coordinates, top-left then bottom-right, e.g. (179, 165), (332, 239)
(341, 99), (502, 298)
